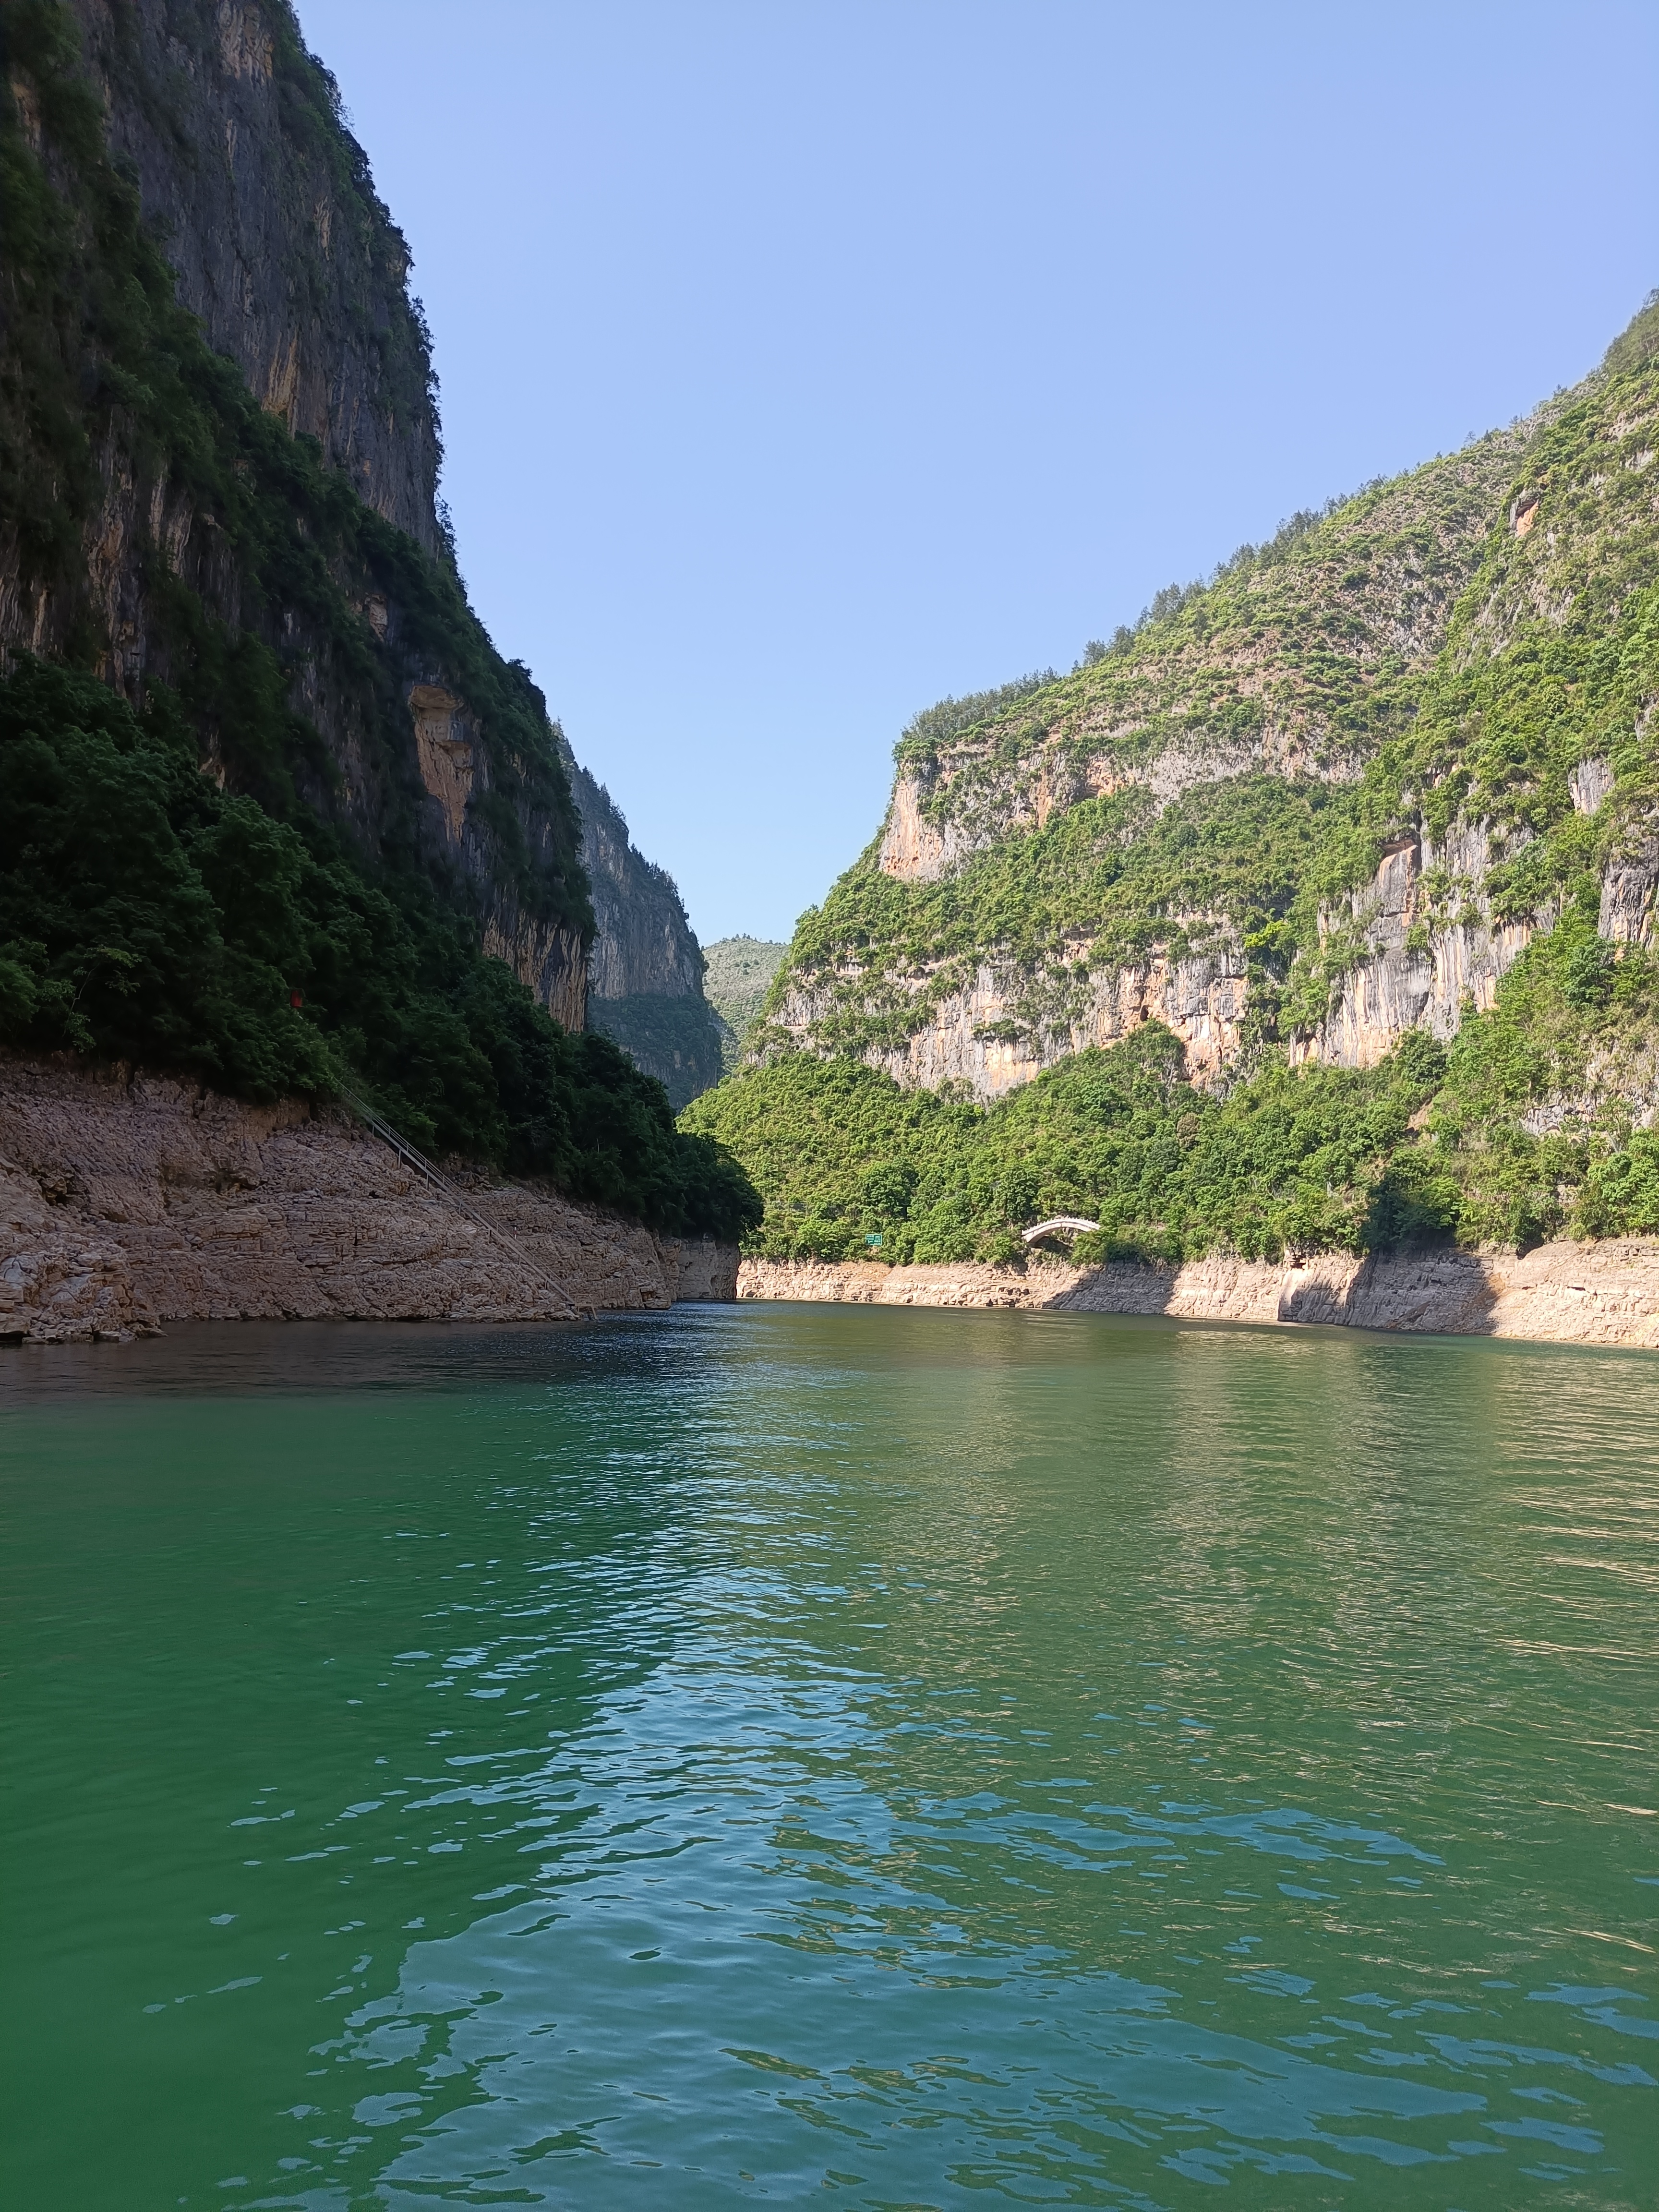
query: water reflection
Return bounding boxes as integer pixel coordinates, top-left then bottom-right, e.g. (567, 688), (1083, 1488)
(1, 1308), (1655, 2207)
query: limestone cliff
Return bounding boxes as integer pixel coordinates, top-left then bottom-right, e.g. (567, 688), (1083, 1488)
(1, 0), (725, 1066)
(64, 0), (442, 554)
(765, 304), (1659, 1110)
(561, 744), (725, 1108)
(0, 0), (762, 1255)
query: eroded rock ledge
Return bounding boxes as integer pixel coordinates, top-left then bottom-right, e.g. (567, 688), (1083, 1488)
(0, 1057), (735, 1343)
(738, 1244), (1659, 1347)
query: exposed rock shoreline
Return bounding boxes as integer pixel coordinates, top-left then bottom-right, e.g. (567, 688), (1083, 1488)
(738, 1242), (1659, 1347)
(0, 1057), (735, 1344)
(10, 1046), (1655, 1352)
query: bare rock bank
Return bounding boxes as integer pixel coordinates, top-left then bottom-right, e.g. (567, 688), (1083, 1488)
(0, 1057), (735, 1343)
(738, 1242), (1659, 1347)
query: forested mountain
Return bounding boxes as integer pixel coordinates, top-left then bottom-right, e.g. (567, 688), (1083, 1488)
(0, 0), (754, 1238)
(702, 937), (788, 1073)
(687, 299), (1659, 1263)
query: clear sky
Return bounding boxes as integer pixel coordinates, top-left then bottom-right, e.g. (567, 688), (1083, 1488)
(296, 0), (1657, 947)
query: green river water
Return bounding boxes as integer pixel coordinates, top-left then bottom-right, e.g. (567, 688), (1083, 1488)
(1, 1305), (1656, 2209)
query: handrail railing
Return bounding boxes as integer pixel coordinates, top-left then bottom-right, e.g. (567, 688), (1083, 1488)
(339, 1091), (579, 1317)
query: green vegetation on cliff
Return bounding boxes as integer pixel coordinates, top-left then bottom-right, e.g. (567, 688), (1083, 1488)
(766, 299), (1659, 1068)
(0, 659), (757, 1235)
(687, 901), (1659, 1264)
(0, 2), (757, 1239)
(0, 0), (584, 920)
(695, 297), (1659, 1263)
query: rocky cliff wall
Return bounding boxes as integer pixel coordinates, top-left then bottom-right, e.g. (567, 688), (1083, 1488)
(777, 935), (1250, 1099)
(766, 316), (1659, 1107)
(64, 0), (441, 553)
(562, 745), (724, 1106)
(0, 1055), (736, 1342)
(779, 806), (1565, 1102)
(738, 1243), (1659, 1346)
(1, 0), (593, 1028)
(768, 422), (1544, 1096)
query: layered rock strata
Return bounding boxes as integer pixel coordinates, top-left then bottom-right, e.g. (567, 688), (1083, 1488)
(769, 427), (1543, 1098)
(738, 1243), (1659, 1347)
(0, 1058), (734, 1343)
(767, 327), (1659, 1104)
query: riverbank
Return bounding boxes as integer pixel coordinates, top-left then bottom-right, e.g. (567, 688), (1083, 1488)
(0, 1056), (735, 1341)
(738, 1241), (1659, 1345)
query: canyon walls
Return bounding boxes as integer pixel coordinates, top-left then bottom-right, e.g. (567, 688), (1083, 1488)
(761, 330), (1659, 1107)
(3, 0), (725, 1061)
(1, 0), (594, 1027)
(63, 0), (442, 553)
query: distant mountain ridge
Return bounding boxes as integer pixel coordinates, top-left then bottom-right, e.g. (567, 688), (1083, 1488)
(562, 743), (725, 1109)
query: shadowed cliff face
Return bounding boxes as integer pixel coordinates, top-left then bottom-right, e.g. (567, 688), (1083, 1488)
(561, 745), (724, 1108)
(66, 0), (441, 554)
(0, 0), (590, 1029)
(0, 1), (763, 1245)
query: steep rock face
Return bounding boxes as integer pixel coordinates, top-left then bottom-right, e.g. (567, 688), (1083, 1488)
(777, 937), (1248, 1099)
(1, 0), (590, 1026)
(770, 428), (1539, 1094)
(65, 0), (441, 553)
(1292, 821), (1539, 1070)
(767, 317), (1659, 1103)
(869, 430), (1533, 890)
(562, 745), (724, 1107)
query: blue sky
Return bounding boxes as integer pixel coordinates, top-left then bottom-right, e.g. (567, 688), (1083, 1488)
(297, 0), (1657, 946)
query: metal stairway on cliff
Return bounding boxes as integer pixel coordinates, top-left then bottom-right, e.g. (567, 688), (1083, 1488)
(340, 1093), (582, 1319)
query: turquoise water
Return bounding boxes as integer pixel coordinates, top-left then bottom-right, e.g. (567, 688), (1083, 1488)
(1, 1305), (1656, 2209)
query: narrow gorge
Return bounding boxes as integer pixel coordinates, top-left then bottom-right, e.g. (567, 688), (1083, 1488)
(0, 0), (754, 1338)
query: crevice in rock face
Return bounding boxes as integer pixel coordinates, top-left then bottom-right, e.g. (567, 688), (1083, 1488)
(409, 683), (477, 847)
